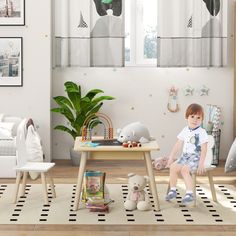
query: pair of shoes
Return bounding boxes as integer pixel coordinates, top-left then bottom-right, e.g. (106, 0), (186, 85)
(181, 193), (194, 204)
(165, 190), (177, 201)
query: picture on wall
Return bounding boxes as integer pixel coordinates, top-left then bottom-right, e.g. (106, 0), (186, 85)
(0, 0), (25, 25)
(0, 37), (22, 86)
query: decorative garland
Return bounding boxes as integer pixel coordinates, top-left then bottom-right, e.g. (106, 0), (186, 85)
(167, 86), (179, 113)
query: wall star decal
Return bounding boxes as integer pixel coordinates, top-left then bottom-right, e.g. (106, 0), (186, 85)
(199, 85), (210, 96)
(183, 85), (194, 96)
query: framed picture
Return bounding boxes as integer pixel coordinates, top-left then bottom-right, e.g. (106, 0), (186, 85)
(0, 0), (25, 26)
(0, 37), (23, 87)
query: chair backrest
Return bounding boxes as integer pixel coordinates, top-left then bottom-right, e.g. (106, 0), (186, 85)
(204, 135), (215, 168)
(16, 118), (28, 167)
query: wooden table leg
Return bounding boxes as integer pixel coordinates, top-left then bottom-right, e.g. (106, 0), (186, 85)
(73, 151), (87, 211)
(47, 173), (56, 198)
(192, 173), (197, 207)
(13, 171), (22, 204)
(20, 171), (28, 197)
(207, 170), (217, 202)
(41, 172), (49, 205)
(144, 152), (160, 211)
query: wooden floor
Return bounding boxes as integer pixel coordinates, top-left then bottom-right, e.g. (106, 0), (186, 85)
(0, 159), (236, 236)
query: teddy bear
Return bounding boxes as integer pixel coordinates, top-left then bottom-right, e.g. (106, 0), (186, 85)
(117, 122), (153, 144)
(124, 173), (151, 211)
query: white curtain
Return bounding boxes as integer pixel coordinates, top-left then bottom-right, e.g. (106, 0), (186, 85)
(54, 0), (125, 67)
(157, 0), (227, 67)
(54, 0), (227, 67)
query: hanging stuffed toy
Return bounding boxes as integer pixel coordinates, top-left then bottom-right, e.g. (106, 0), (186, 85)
(167, 86), (179, 113)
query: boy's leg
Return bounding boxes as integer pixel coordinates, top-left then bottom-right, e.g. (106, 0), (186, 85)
(180, 165), (193, 191)
(181, 165), (194, 203)
(169, 163), (182, 188)
(166, 163), (182, 201)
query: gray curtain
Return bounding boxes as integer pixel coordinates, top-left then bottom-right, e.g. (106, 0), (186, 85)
(54, 0), (125, 67)
(157, 0), (227, 67)
(54, 0), (227, 67)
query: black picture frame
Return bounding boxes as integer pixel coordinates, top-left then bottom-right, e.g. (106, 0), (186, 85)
(0, 0), (25, 26)
(0, 37), (23, 87)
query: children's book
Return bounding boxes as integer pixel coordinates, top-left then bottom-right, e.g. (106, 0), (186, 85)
(82, 171), (106, 203)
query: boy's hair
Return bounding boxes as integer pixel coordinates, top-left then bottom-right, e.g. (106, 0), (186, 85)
(185, 103), (204, 120)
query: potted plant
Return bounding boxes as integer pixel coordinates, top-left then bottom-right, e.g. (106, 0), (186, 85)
(51, 81), (115, 165)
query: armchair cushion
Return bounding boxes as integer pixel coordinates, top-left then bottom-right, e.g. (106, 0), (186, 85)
(3, 116), (23, 136)
(225, 138), (236, 173)
(0, 122), (15, 139)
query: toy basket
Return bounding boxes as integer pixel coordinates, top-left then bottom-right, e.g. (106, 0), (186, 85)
(207, 129), (221, 166)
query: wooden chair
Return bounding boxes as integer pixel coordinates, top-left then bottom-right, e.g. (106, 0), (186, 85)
(166, 135), (217, 206)
(13, 120), (56, 205)
(192, 134), (217, 206)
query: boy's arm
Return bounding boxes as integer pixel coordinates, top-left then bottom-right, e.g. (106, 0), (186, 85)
(166, 139), (183, 168)
(197, 142), (207, 175)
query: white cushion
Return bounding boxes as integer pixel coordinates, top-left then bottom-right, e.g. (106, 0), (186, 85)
(3, 116), (22, 136)
(0, 122), (15, 139)
(0, 114), (4, 121)
(204, 135), (215, 168)
(25, 125), (43, 179)
(225, 138), (236, 173)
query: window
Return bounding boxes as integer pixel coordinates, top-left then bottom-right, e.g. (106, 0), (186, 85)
(125, 0), (157, 66)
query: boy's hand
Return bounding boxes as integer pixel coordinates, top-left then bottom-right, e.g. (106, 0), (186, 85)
(165, 158), (174, 168)
(197, 161), (205, 175)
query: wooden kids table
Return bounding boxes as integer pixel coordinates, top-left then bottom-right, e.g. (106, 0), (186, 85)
(73, 137), (160, 211)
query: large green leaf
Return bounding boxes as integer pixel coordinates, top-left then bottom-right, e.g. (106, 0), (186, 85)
(86, 103), (103, 117)
(73, 115), (86, 132)
(51, 107), (75, 123)
(92, 96), (114, 103)
(64, 82), (81, 112)
(54, 125), (77, 139)
(85, 89), (103, 100)
(53, 96), (73, 109)
(85, 96), (114, 113)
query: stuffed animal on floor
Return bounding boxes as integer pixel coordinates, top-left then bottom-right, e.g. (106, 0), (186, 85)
(117, 122), (153, 144)
(152, 156), (169, 170)
(124, 173), (151, 211)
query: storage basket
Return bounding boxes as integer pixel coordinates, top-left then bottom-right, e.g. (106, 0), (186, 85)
(207, 129), (221, 166)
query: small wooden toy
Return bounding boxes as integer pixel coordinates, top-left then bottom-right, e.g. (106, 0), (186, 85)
(122, 141), (142, 148)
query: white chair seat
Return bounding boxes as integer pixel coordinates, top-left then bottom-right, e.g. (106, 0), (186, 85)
(15, 162), (55, 172)
(205, 165), (216, 171)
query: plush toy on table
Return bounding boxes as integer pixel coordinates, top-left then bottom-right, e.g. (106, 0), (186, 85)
(122, 141), (142, 148)
(117, 122), (153, 148)
(124, 173), (151, 211)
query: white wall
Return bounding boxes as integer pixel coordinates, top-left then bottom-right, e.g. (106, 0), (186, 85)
(0, 0), (52, 161)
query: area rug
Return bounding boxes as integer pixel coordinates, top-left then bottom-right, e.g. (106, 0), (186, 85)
(0, 183), (235, 225)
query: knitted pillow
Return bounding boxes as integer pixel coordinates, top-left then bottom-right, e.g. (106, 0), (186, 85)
(225, 139), (236, 173)
(26, 125), (43, 179)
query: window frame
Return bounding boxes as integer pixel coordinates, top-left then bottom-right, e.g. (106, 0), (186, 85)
(125, 0), (157, 66)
